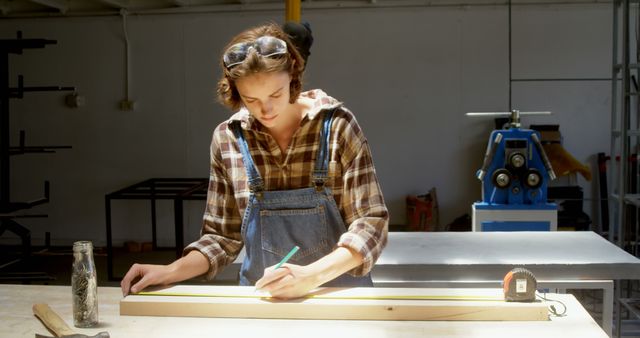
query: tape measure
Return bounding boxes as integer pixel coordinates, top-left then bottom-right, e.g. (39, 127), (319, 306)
(503, 267), (537, 302)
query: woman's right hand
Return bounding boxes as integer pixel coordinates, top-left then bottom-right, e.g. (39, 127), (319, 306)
(120, 250), (210, 297)
(120, 263), (174, 296)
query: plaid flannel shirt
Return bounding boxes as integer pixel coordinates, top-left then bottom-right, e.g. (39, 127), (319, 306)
(184, 89), (389, 280)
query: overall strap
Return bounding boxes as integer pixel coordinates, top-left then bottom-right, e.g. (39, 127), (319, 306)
(230, 122), (265, 197)
(313, 108), (336, 190)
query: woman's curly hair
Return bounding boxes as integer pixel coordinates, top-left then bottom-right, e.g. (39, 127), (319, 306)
(217, 23), (305, 111)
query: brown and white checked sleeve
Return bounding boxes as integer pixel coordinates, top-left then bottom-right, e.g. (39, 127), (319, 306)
(182, 123), (244, 280)
(332, 110), (389, 276)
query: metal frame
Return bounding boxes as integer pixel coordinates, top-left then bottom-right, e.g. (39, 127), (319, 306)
(0, 32), (73, 273)
(609, 1), (640, 337)
(105, 177), (208, 281)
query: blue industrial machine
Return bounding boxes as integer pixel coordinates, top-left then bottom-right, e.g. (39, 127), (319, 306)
(469, 110), (557, 231)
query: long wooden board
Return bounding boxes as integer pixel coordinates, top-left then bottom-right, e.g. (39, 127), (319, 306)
(120, 285), (549, 321)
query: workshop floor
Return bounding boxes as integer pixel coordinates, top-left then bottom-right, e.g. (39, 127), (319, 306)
(2, 244), (640, 337)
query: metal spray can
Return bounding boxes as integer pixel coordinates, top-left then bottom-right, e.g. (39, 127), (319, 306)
(71, 240), (99, 327)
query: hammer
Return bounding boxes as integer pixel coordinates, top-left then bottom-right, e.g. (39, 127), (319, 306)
(33, 303), (109, 338)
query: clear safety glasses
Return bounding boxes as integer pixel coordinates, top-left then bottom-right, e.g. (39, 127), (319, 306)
(223, 36), (288, 69)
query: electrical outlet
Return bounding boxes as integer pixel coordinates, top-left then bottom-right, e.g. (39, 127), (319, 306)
(65, 93), (86, 108)
(119, 99), (135, 111)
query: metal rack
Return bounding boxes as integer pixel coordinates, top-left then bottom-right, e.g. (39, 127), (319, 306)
(0, 31), (74, 277)
(105, 178), (208, 281)
(610, 0), (634, 253)
(609, 1), (640, 337)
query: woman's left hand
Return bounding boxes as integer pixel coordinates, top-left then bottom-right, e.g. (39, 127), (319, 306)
(254, 263), (319, 299)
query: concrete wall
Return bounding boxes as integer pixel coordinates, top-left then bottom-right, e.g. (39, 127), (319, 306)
(0, 2), (612, 247)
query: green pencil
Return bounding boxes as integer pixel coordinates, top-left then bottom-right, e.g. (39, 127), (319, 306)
(274, 245), (300, 269)
(254, 245), (300, 292)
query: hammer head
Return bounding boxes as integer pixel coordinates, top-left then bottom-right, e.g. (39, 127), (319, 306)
(36, 332), (110, 338)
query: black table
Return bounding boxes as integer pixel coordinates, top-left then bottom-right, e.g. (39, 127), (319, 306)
(105, 178), (208, 280)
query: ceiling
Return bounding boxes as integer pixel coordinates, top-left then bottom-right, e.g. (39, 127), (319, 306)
(0, 0), (287, 17)
(0, 0), (608, 18)
(0, 0), (374, 17)
(0, 0), (612, 18)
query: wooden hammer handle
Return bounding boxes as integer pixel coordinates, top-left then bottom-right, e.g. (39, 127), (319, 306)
(33, 303), (76, 337)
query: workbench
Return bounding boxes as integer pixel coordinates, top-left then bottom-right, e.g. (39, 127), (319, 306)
(374, 231), (640, 281)
(373, 231), (640, 337)
(211, 231), (640, 336)
(0, 284), (608, 338)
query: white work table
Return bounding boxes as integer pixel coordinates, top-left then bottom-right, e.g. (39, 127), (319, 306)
(218, 231), (640, 336)
(1, 284), (608, 338)
(373, 231), (640, 281)
(371, 231), (640, 337)
(223, 231), (640, 281)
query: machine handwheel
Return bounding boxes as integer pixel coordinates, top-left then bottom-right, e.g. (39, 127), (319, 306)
(492, 168), (511, 189)
(525, 169), (543, 189)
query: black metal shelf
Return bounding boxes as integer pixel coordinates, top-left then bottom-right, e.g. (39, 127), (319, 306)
(105, 178), (208, 281)
(0, 31), (74, 275)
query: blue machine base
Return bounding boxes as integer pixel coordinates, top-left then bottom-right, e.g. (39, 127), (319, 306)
(481, 221), (551, 231)
(472, 202), (558, 231)
(474, 202), (557, 211)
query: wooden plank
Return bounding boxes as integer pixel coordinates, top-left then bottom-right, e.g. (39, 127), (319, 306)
(120, 286), (549, 321)
(134, 284), (507, 301)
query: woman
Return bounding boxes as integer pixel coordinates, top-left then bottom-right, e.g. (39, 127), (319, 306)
(121, 23), (388, 299)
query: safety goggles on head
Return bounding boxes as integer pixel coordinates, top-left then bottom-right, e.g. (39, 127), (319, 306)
(223, 36), (288, 69)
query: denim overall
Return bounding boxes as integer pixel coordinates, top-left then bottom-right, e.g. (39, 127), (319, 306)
(232, 109), (373, 287)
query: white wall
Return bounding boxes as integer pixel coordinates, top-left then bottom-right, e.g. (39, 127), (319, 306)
(0, 2), (612, 247)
